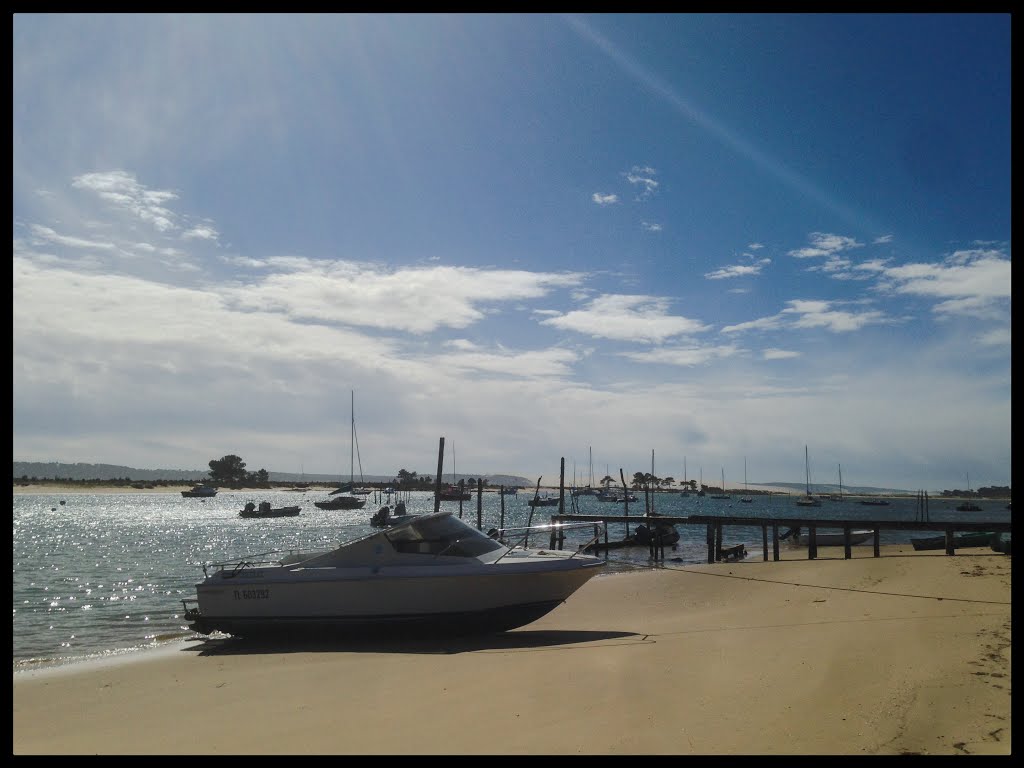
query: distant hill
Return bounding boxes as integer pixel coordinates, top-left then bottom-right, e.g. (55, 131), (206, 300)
(12, 461), (531, 488)
(755, 481), (913, 496)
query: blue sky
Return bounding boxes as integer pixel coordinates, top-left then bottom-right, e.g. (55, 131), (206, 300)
(13, 13), (1011, 492)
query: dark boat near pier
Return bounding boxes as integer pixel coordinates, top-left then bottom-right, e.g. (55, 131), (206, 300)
(910, 531), (995, 551)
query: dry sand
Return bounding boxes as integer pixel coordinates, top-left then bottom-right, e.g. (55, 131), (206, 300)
(12, 544), (1010, 755)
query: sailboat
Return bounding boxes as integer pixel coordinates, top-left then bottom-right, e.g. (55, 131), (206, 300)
(438, 442), (472, 501)
(956, 472), (982, 512)
(710, 467), (730, 499)
(697, 466), (705, 497)
(795, 445), (821, 507)
(571, 447), (599, 497)
(740, 457), (753, 503)
(315, 391), (367, 510)
(679, 456), (690, 496)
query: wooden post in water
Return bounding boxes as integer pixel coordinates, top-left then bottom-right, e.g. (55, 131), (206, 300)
(559, 458), (566, 515)
(499, 486), (506, 532)
(715, 523), (723, 561)
(762, 523), (769, 561)
(526, 476), (542, 548)
(772, 522), (780, 561)
(433, 437), (444, 515)
(843, 525), (852, 559)
(619, 469), (630, 536)
(808, 526), (818, 559)
(706, 524), (715, 563)
(457, 478), (465, 519)
(476, 477), (483, 530)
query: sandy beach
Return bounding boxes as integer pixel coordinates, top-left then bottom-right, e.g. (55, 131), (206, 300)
(13, 544), (1010, 755)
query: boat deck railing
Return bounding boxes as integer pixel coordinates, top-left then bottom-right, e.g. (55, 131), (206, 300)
(492, 520), (606, 560)
(200, 547), (317, 576)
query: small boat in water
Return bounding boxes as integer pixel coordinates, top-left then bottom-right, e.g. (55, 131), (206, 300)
(314, 495), (367, 510)
(239, 501), (300, 518)
(438, 484), (472, 501)
(181, 484), (218, 498)
(182, 511), (606, 638)
(910, 531), (995, 551)
(527, 495), (560, 508)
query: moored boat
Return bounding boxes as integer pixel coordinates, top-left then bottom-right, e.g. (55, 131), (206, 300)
(910, 531), (995, 551)
(239, 501), (300, 518)
(527, 495), (560, 508)
(181, 484), (218, 498)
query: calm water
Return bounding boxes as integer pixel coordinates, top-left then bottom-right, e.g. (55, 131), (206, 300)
(13, 488), (1009, 673)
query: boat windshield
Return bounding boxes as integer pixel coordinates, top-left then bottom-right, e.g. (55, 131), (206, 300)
(385, 514), (503, 557)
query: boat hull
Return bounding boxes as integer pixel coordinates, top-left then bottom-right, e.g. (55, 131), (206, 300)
(783, 529), (873, 546)
(314, 497), (366, 510)
(239, 506), (300, 518)
(191, 558), (604, 637)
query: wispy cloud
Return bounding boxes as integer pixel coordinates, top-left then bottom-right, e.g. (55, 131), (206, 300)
(705, 257), (771, 280)
(72, 171), (179, 232)
(624, 165), (659, 200)
(592, 193), (618, 205)
(723, 299), (890, 334)
(29, 224), (116, 251)
(762, 348), (801, 360)
(641, 221), (662, 232)
(788, 232), (862, 259)
(620, 342), (737, 366)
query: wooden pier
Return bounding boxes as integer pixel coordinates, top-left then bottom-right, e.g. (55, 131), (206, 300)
(548, 512), (1011, 562)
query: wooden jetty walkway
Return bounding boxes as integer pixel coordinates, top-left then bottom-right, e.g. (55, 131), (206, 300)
(546, 512), (1012, 562)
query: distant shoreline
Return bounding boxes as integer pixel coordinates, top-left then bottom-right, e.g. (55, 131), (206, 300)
(11, 482), (1000, 501)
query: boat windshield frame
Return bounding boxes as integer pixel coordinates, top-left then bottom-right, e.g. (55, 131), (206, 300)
(384, 513), (505, 558)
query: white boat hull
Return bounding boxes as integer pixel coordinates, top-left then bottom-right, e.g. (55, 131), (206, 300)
(786, 530), (873, 547)
(187, 511), (606, 638)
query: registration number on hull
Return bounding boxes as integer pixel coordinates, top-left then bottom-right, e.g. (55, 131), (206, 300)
(233, 588), (270, 600)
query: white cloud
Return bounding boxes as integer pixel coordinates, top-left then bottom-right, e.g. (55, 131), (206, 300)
(781, 299), (889, 332)
(592, 193), (618, 205)
(182, 224), (219, 241)
(539, 294), (709, 343)
(788, 232), (862, 259)
(641, 221), (662, 232)
(705, 257), (771, 280)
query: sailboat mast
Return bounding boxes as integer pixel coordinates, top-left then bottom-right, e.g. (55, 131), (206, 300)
(350, 390), (355, 485)
(805, 445), (810, 496)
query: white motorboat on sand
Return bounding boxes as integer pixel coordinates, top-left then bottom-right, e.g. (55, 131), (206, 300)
(183, 511), (606, 638)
